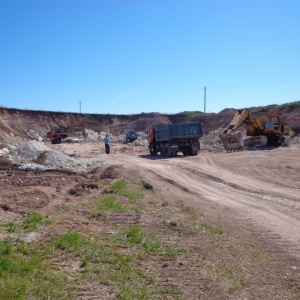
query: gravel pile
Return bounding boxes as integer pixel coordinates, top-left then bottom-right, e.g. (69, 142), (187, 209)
(200, 128), (225, 150)
(83, 129), (100, 142)
(9, 140), (109, 172)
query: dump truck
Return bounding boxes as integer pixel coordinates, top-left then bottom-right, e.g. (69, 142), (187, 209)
(219, 108), (291, 152)
(148, 122), (203, 156)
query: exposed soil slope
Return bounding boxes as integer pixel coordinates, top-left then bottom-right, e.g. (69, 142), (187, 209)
(1, 101), (299, 148)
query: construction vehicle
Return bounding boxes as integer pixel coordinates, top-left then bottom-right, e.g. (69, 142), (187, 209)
(148, 122), (203, 156)
(46, 123), (85, 144)
(219, 108), (291, 152)
(125, 129), (138, 143)
(46, 128), (68, 144)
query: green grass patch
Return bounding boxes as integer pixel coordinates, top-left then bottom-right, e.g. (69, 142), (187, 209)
(23, 212), (43, 232)
(50, 230), (164, 299)
(0, 237), (71, 300)
(54, 230), (87, 253)
(108, 180), (144, 200)
(88, 194), (124, 219)
(86, 180), (146, 218)
(125, 225), (145, 244)
(85, 180), (150, 218)
(4, 212), (51, 234)
(122, 225), (182, 258)
(96, 194), (124, 211)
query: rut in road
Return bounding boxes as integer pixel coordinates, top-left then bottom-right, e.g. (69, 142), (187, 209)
(105, 153), (300, 259)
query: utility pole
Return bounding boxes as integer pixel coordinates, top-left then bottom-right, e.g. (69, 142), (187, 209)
(79, 101), (81, 114)
(204, 86), (206, 113)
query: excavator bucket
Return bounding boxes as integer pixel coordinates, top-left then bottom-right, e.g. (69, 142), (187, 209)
(220, 132), (268, 152)
(219, 131), (244, 152)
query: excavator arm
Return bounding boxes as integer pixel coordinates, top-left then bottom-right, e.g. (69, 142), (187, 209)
(223, 109), (251, 134)
(223, 108), (264, 135)
(220, 108), (267, 152)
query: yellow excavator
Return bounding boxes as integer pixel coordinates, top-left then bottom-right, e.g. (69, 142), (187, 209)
(219, 108), (291, 152)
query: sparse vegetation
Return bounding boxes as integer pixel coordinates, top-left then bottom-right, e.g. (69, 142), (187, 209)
(107, 180), (144, 200)
(0, 173), (299, 299)
(4, 212), (51, 234)
(0, 237), (71, 300)
(92, 194), (124, 213)
(177, 111), (205, 116)
(200, 221), (225, 235)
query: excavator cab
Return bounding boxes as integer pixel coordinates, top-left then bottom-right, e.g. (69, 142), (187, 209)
(264, 114), (290, 136)
(264, 115), (280, 134)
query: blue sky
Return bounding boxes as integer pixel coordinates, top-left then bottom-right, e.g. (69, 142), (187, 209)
(1, 0), (299, 114)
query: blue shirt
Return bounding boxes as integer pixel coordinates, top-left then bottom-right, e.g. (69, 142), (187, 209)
(104, 137), (109, 145)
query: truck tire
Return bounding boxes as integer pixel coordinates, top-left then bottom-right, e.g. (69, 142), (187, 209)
(164, 144), (172, 157)
(149, 142), (157, 156)
(188, 146), (199, 156)
(51, 138), (61, 144)
(160, 145), (165, 156)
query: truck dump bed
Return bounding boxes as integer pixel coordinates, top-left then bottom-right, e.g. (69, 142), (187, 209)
(153, 122), (203, 142)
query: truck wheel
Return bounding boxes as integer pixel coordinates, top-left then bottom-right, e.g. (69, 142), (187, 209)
(51, 139), (61, 144)
(149, 143), (157, 155)
(160, 146), (164, 156)
(164, 144), (172, 157)
(150, 149), (157, 155)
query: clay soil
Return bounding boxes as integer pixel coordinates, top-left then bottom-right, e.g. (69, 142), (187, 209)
(1, 141), (300, 299)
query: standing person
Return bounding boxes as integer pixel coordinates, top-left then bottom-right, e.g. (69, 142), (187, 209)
(104, 134), (110, 154)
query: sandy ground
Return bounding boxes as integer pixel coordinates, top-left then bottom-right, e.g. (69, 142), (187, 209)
(1, 141), (300, 299)
(52, 142), (300, 258)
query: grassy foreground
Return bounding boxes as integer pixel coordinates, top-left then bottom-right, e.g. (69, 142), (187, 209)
(0, 179), (299, 300)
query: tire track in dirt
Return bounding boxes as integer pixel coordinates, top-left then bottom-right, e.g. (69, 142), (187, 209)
(104, 153), (300, 258)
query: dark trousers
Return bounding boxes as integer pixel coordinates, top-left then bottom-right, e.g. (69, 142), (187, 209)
(105, 144), (110, 154)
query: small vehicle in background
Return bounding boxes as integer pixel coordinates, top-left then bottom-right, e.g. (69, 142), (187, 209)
(125, 129), (138, 143)
(46, 128), (68, 144)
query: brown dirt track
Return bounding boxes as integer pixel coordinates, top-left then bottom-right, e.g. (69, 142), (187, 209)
(1, 141), (300, 299)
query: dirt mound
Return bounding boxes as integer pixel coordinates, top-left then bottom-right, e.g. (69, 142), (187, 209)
(8, 140), (110, 172)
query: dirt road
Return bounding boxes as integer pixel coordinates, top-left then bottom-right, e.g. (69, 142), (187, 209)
(53, 142), (300, 260)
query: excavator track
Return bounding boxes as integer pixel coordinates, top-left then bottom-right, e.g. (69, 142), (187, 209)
(244, 135), (268, 147)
